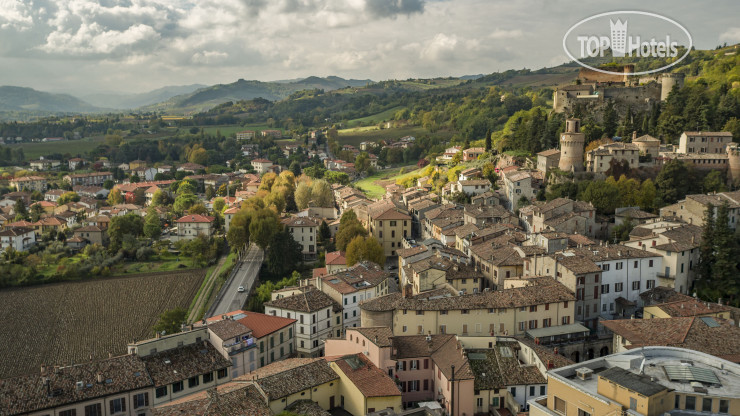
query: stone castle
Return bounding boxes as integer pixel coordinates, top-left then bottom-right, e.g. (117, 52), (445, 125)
(553, 64), (684, 116)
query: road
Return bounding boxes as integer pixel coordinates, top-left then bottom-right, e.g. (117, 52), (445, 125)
(207, 244), (264, 318)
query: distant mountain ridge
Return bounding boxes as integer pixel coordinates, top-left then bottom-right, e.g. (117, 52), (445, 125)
(142, 76), (373, 113)
(81, 84), (207, 109)
(0, 86), (101, 114)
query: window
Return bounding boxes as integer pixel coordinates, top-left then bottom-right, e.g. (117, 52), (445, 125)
(562, 316), (570, 325)
(615, 282), (623, 292)
(649, 259), (654, 267)
(530, 305), (537, 312)
(632, 281), (640, 291)
(188, 376), (200, 388)
(519, 322), (525, 331)
(616, 262), (623, 270)
(540, 386), (546, 395)
(555, 396), (565, 415)
(686, 396), (696, 410)
(203, 372), (213, 383)
(703, 398), (713, 412)
(110, 398), (126, 414)
(411, 360), (419, 370)
(172, 381), (184, 393)
(439, 325), (446, 334)
(155, 386), (167, 398)
(529, 320), (537, 329)
(132, 393), (149, 409)
(578, 410), (591, 416)
(59, 410), (77, 416)
(634, 261), (638, 268)
(477, 397), (483, 407)
(402, 325), (407, 332)
(84, 404), (102, 416)
(601, 284), (609, 294)
(530, 386), (535, 396)
(647, 280), (655, 289)
(630, 397), (637, 410)
(492, 397), (500, 407)
(218, 368), (228, 379)
(510, 387), (516, 397)
(719, 399), (729, 413)
(675, 394), (681, 408)
(461, 309), (469, 314)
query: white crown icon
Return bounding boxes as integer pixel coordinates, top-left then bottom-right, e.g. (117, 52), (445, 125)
(610, 19), (628, 57)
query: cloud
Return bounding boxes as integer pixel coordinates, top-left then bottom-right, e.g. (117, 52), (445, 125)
(0, 0), (33, 30)
(719, 27), (740, 44)
(191, 50), (229, 64)
(365, 0), (424, 18)
(41, 22), (160, 55)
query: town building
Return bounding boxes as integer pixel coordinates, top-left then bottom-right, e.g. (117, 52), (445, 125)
(236, 130), (256, 141)
(250, 158), (274, 174)
(175, 214), (215, 240)
(537, 149), (561, 174)
(659, 191), (740, 230)
(528, 347), (740, 416)
(0, 226), (36, 252)
(462, 147), (485, 161)
(282, 216), (318, 260)
(63, 172), (113, 187)
(9, 176), (47, 193)
(365, 200), (412, 257)
(586, 142), (640, 173)
(678, 131), (733, 154)
(264, 287), (342, 357)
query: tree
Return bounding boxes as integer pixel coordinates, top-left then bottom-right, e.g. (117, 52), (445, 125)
(311, 179), (333, 207)
(579, 179), (620, 214)
(152, 307), (187, 335)
(703, 170), (727, 193)
(107, 188), (123, 205)
(696, 204), (715, 282)
(335, 212), (368, 251)
(637, 179), (657, 212)
(655, 160), (692, 205)
(133, 188), (146, 206)
(266, 228), (302, 277)
(103, 179), (115, 190)
(295, 181), (312, 210)
(13, 199), (27, 219)
(485, 130), (492, 151)
(205, 185), (215, 200)
(289, 160), (302, 176)
(324, 171), (350, 185)
(143, 207), (161, 239)
(346, 236), (384, 266)
(173, 184), (198, 214)
(29, 203), (45, 221)
(318, 220), (331, 243)
(108, 213), (144, 253)
(151, 189), (171, 206)
(226, 208), (254, 250)
(249, 209), (280, 249)
(212, 198), (226, 213)
(355, 152), (370, 173)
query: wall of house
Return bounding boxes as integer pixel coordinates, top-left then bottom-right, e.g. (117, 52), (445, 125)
(268, 380), (337, 414)
(370, 217), (411, 257)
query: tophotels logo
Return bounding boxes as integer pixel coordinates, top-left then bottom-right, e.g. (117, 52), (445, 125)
(563, 11), (692, 76)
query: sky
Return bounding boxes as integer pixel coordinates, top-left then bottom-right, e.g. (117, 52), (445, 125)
(0, 0), (739, 96)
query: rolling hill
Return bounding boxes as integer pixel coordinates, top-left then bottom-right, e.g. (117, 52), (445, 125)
(81, 84), (207, 109)
(0, 86), (101, 114)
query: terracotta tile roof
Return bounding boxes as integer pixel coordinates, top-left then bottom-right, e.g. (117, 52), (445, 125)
(639, 287), (690, 305)
(207, 319), (251, 341)
(74, 225), (104, 233)
(204, 310), (295, 339)
(651, 298), (732, 317)
(176, 214), (215, 224)
(353, 327), (393, 347)
(391, 334), (454, 359)
(264, 288), (341, 313)
(325, 251), (346, 265)
(633, 134), (660, 142)
(282, 216), (318, 227)
(153, 383), (270, 416)
(312, 267), (328, 278)
(431, 337), (474, 380)
(396, 245), (430, 258)
(236, 358), (338, 400)
(537, 149), (561, 157)
(0, 226), (34, 236)
(284, 399), (331, 416)
(141, 343), (230, 387)
(615, 208), (658, 219)
(601, 317), (740, 362)
(0, 355), (152, 415)
(468, 342), (546, 389)
(516, 337), (573, 369)
(549, 252), (602, 274)
(330, 354), (401, 398)
(361, 277), (574, 312)
(320, 261), (389, 295)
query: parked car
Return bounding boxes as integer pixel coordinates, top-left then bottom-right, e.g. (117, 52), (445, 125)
(238, 286), (245, 292)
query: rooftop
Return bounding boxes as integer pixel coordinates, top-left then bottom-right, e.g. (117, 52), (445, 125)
(204, 310), (295, 339)
(330, 354), (401, 398)
(152, 383), (271, 416)
(235, 358), (338, 400)
(264, 288), (341, 313)
(320, 261), (389, 295)
(468, 341), (546, 390)
(353, 327), (394, 348)
(141, 343), (230, 387)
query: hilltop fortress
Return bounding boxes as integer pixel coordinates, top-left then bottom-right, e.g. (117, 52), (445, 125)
(553, 64), (684, 116)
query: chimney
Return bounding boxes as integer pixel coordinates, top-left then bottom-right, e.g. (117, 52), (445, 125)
(97, 373), (104, 384)
(40, 364), (46, 375)
(632, 131), (637, 141)
(156, 332), (161, 339)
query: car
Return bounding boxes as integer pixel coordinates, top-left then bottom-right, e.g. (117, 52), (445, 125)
(237, 286), (245, 292)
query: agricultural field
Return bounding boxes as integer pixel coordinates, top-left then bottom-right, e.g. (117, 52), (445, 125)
(200, 124), (272, 137)
(354, 165), (418, 199)
(5, 136), (105, 159)
(0, 269), (205, 378)
(345, 106), (403, 127)
(337, 125), (455, 147)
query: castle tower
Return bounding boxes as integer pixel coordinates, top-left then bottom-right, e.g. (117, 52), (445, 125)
(727, 143), (740, 188)
(660, 73), (684, 101)
(558, 118), (585, 172)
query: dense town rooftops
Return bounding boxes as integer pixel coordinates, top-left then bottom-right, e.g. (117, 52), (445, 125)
(264, 288), (341, 313)
(141, 343), (230, 387)
(329, 354), (401, 398)
(153, 383), (271, 416)
(650, 298), (733, 317)
(325, 250), (346, 265)
(601, 317), (740, 362)
(235, 358), (338, 400)
(360, 277), (574, 312)
(0, 355), (152, 415)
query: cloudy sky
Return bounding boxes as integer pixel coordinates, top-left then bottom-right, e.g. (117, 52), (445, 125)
(1, 0), (739, 95)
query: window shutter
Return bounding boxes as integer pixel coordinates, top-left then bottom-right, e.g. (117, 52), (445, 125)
(110, 401), (115, 415)
(121, 398), (126, 412)
(424, 359), (429, 369)
(145, 393), (149, 407)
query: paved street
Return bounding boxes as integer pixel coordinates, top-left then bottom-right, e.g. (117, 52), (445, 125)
(207, 244), (264, 317)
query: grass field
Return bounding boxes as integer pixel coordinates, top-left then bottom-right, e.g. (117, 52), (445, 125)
(200, 124), (273, 137)
(354, 165), (417, 199)
(337, 125), (456, 147)
(0, 269), (205, 378)
(6, 136), (105, 159)
(345, 106), (402, 127)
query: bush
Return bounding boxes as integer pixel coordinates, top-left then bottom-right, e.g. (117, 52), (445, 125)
(136, 247), (155, 261)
